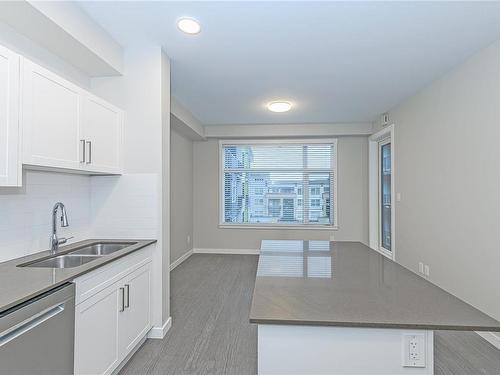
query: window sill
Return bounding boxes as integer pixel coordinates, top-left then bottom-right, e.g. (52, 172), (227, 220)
(218, 224), (339, 231)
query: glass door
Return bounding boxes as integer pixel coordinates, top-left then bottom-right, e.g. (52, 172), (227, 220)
(379, 139), (392, 252)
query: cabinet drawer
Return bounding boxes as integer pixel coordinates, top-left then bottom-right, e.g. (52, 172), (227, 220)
(74, 244), (153, 305)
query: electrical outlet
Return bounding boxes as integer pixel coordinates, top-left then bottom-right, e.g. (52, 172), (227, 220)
(402, 334), (426, 367)
(396, 192), (401, 202)
(187, 235), (191, 245)
(424, 264), (430, 277)
(418, 262), (424, 274)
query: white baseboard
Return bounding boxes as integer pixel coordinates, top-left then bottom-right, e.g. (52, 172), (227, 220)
(170, 249), (193, 270)
(193, 247), (260, 255)
(476, 331), (500, 350)
(148, 316), (172, 339)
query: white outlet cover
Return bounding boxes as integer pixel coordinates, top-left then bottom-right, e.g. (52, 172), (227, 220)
(418, 262), (424, 274)
(424, 265), (430, 276)
(402, 334), (426, 367)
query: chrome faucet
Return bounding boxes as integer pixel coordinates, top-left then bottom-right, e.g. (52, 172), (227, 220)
(50, 202), (71, 251)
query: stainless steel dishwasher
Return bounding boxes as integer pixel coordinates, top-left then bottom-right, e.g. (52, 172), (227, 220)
(0, 283), (75, 375)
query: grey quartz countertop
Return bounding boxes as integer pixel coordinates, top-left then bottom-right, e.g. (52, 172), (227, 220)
(0, 239), (156, 314)
(249, 240), (500, 331)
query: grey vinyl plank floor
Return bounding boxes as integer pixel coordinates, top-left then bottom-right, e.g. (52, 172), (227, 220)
(119, 254), (258, 375)
(119, 254), (500, 375)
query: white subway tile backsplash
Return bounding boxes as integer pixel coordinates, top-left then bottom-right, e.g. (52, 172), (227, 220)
(0, 171), (159, 264)
(0, 171), (91, 263)
(90, 173), (159, 240)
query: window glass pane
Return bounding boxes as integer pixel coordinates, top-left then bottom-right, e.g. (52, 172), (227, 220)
(224, 145), (304, 169)
(380, 142), (391, 251)
(306, 144), (332, 169)
(308, 173), (331, 224)
(224, 171), (306, 224)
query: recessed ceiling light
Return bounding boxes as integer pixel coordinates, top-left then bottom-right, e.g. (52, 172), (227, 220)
(268, 101), (292, 113)
(177, 17), (201, 35)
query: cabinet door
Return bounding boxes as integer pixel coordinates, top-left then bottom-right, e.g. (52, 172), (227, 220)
(81, 94), (123, 174)
(118, 263), (152, 356)
(0, 45), (20, 186)
(75, 284), (120, 375)
(22, 59), (83, 170)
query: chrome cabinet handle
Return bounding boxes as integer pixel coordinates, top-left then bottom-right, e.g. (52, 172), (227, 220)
(86, 141), (92, 164)
(0, 303), (65, 348)
(124, 284), (130, 309)
(119, 287), (125, 312)
(80, 140), (86, 163)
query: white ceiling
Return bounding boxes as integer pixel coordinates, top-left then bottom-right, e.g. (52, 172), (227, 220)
(78, 1), (500, 125)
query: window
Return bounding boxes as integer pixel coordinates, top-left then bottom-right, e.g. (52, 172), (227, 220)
(220, 139), (337, 227)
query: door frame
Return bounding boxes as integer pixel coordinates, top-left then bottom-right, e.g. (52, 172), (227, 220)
(369, 124), (395, 260)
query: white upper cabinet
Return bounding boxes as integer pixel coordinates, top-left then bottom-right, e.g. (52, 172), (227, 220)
(0, 45), (21, 186)
(22, 59), (83, 170)
(81, 93), (123, 174)
(21, 57), (123, 175)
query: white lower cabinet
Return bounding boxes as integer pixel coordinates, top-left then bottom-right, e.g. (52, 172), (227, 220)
(74, 248), (152, 375)
(75, 285), (121, 375)
(118, 265), (151, 356)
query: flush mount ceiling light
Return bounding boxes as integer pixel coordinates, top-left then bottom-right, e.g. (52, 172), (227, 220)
(177, 17), (201, 34)
(267, 101), (292, 113)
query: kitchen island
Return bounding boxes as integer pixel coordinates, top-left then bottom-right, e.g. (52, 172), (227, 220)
(250, 240), (500, 375)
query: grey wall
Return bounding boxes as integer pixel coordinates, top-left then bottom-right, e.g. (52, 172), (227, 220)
(170, 127), (194, 263)
(381, 39), (500, 321)
(193, 137), (369, 250)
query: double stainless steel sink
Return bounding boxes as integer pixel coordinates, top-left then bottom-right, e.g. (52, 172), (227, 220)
(20, 242), (136, 269)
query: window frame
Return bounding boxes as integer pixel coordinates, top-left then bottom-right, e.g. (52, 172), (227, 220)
(218, 138), (338, 230)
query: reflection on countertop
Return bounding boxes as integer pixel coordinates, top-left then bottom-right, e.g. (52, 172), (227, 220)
(258, 240), (332, 278)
